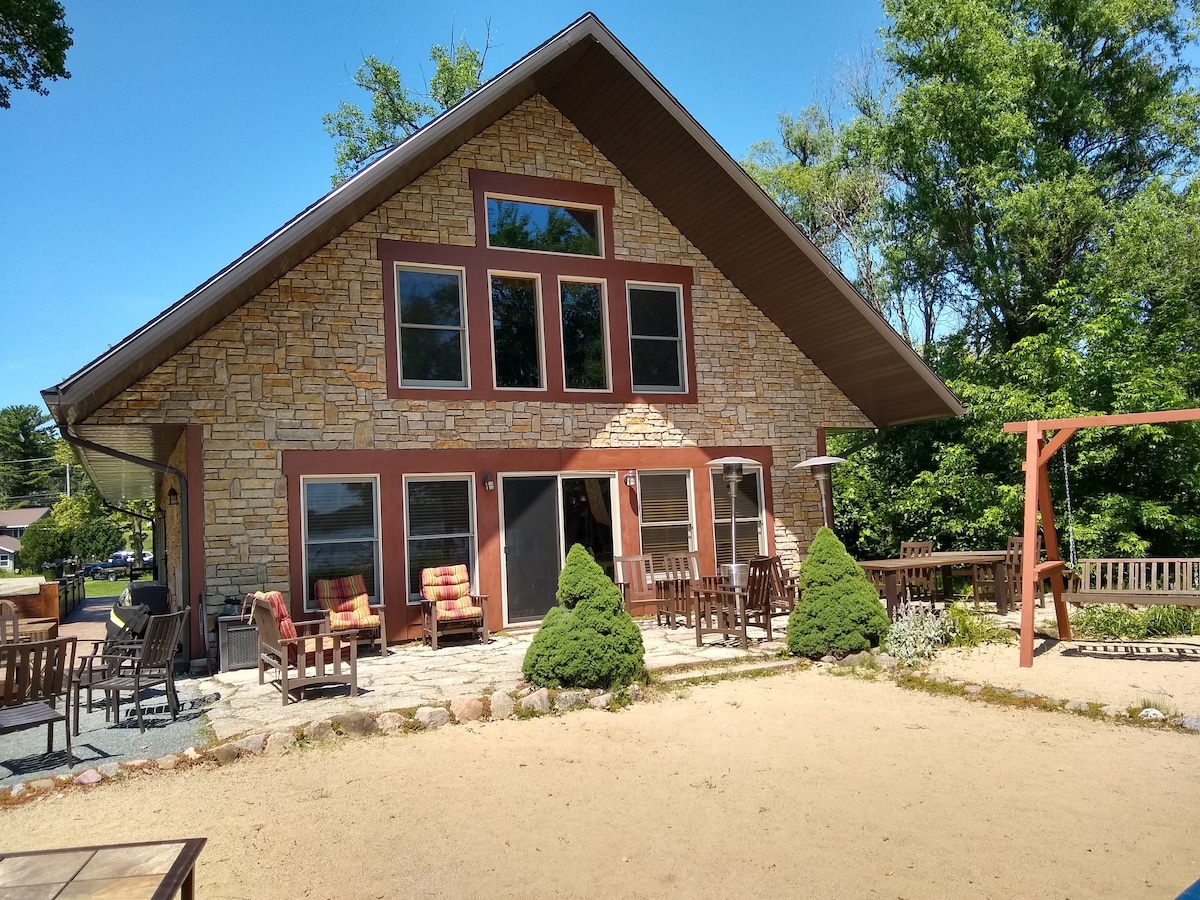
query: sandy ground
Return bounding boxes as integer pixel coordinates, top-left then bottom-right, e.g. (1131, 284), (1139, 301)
(931, 634), (1200, 714)
(1, 669), (1197, 899)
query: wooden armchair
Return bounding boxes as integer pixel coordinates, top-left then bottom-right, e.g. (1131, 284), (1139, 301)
(614, 554), (658, 619)
(0, 637), (76, 760)
(249, 592), (357, 705)
(313, 574), (388, 656)
(77, 609), (187, 734)
(692, 586), (748, 649)
(419, 566), (488, 650)
(746, 555), (797, 640)
(899, 540), (937, 606)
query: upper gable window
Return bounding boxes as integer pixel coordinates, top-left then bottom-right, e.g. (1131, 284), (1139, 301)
(628, 284), (686, 393)
(396, 265), (468, 388)
(486, 197), (602, 257)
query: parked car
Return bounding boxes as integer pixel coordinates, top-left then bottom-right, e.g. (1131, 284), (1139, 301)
(83, 553), (134, 581)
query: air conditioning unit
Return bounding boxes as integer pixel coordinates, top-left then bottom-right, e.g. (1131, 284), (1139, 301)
(217, 615), (259, 672)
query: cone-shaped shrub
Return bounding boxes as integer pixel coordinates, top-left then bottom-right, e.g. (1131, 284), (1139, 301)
(522, 544), (646, 688)
(787, 527), (889, 658)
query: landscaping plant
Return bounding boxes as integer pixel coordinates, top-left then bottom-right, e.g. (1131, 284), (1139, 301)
(881, 602), (953, 666)
(787, 527), (890, 658)
(522, 544), (645, 688)
(1070, 604), (1200, 640)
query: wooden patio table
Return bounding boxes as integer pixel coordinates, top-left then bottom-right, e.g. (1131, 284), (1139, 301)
(859, 550), (1008, 618)
(0, 837), (206, 899)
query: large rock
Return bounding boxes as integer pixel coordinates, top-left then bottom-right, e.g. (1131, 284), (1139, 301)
(415, 706), (451, 729)
(156, 754), (181, 770)
(1138, 707), (1165, 720)
(489, 691), (515, 720)
(265, 731), (294, 754)
(97, 763), (121, 778)
(1065, 700), (1090, 712)
(230, 734), (267, 755)
(73, 769), (102, 786)
(520, 688), (551, 714)
(208, 744), (239, 765)
(304, 720), (336, 742)
(555, 690), (587, 712)
(450, 697), (484, 723)
(331, 710), (377, 736)
(377, 712), (407, 732)
(588, 693), (613, 710)
(1174, 715), (1200, 732)
(627, 683), (644, 702)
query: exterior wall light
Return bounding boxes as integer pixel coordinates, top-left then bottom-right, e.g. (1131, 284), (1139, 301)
(167, 487), (180, 507)
(483, 473), (496, 492)
(623, 470), (637, 488)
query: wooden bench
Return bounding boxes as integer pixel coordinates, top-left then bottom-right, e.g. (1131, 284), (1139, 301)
(1062, 558), (1200, 607)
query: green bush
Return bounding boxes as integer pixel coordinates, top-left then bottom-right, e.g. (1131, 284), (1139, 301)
(787, 527), (890, 658)
(522, 544), (645, 688)
(1070, 604), (1200, 639)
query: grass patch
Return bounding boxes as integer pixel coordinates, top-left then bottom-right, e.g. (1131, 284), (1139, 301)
(1071, 604), (1200, 640)
(84, 575), (153, 599)
(946, 603), (1016, 647)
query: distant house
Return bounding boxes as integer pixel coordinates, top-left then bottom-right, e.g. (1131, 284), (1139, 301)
(42, 15), (961, 663)
(0, 507), (50, 571)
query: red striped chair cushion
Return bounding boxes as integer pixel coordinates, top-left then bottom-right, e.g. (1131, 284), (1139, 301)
(436, 604), (483, 622)
(314, 575), (371, 616)
(420, 565), (482, 619)
(264, 590), (296, 641)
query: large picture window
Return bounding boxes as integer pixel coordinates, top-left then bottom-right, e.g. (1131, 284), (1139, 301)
(628, 284), (685, 393)
(490, 274), (544, 389)
(560, 280), (608, 390)
(396, 265), (467, 387)
(486, 197), (601, 256)
(711, 469), (766, 566)
(638, 472), (694, 571)
(406, 477), (476, 601)
(302, 478), (381, 611)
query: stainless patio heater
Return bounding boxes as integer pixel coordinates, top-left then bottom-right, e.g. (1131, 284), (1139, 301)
(793, 455), (847, 529)
(709, 456), (758, 588)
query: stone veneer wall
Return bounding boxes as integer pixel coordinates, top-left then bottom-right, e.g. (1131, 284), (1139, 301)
(88, 95), (873, 613)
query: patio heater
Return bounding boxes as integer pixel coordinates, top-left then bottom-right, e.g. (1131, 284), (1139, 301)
(793, 455), (847, 529)
(709, 456), (758, 588)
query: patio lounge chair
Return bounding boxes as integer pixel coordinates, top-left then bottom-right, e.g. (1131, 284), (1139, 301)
(250, 591), (358, 705)
(314, 574), (388, 656)
(419, 565), (488, 650)
(0, 637), (76, 759)
(78, 609), (187, 733)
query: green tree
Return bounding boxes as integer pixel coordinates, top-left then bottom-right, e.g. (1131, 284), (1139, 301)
(0, 404), (58, 507)
(15, 516), (66, 573)
(323, 29), (490, 185)
(0, 0), (71, 109)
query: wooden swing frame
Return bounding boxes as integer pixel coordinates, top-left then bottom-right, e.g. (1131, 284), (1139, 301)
(1004, 408), (1200, 667)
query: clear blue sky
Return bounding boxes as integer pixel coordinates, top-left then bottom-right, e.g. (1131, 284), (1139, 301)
(1, 1), (888, 413)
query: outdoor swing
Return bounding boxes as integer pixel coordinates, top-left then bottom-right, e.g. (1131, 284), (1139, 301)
(1004, 408), (1200, 667)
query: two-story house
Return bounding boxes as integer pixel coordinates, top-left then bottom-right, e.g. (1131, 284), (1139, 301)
(42, 15), (961, 664)
(0, 507), (50, 571)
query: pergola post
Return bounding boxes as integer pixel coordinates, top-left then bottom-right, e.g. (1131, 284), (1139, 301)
(1019, 425), (1041, 667)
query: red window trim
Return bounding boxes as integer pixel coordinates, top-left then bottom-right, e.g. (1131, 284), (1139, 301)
(379, 170), (697, 403)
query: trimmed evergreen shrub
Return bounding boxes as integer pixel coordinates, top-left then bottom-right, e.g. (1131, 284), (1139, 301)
(522, 544), (646, 688)
(787, 527), (890, 658)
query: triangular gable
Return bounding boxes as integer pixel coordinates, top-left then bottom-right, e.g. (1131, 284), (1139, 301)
(44, 13), (962, 429)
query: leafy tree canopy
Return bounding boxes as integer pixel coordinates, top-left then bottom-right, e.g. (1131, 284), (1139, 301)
(323, 28), (490, 185)
(0, 0), (72, 109)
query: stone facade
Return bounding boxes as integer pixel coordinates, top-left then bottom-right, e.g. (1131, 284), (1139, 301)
(89, 95), (872, 629)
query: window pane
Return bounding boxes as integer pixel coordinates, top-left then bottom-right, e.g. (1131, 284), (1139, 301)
(714, 522), (764, 567)
(491, 276), (542, 388)
(408, 480), (471, 536)
(306, 541), (378, 598)
(400, 329), (463, 384)
(407, 536), (473, 596)
(711, 471), (763, 521)
(638, 473), (690, 524)
(629, 287), (680, 337)
(398, 269), (462, 326)
(631, 338), (682, 390)
(487, 198), (600, 256)
(561, 282), (606, 389)
(305, 481), (375, 541)
(641, 525), (691, 565)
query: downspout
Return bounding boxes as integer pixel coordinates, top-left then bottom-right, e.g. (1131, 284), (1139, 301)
(61, 425), (194, 666)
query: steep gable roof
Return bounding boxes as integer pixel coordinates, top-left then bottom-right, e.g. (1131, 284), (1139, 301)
(0, 507), (49, 530)
(44, 13), (961, 429)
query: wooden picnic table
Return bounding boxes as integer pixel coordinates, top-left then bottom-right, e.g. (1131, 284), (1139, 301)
(0, 837), (206, 899)
(859, 550), (1009, 617)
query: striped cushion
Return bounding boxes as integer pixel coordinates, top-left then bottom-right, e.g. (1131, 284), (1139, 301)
(421, 565), (482, 620)
(263, 591), (296, 641)
(436, 604), (483, 622)
(314, 575), (371, 615)
(329, 610), (380, 630)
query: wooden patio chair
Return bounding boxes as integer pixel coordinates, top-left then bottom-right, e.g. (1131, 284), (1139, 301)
(972, 536), (1043, 610)
(659, 551), (701, 627)
(78, 609), (187, 733)
(314, 574), (388, 656)
(614, 554), (660, 620)
(692, 585), (749, 649)
(0, 637), (76, 760)
(419, 565), (489, 650)
(250, 592), (357, 705)
(899, 540), (937, 607)
(0, 612), (20, 645)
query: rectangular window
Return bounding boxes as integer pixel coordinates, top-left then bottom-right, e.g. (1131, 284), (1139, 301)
(638, 472), (694, 572)
(628, 284), (685, 392)
(711, 469), (766, 567)
(302, 478), (381, 612)
(560, 280), (608, 390)
(397, 265), (467, 387)
(490, 274), (544, 389)
(406, 477), (476, 601)
(487, 197), (602, 256)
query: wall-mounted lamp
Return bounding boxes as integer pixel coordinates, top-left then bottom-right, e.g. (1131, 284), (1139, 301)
(167, 486), (180, 507)
(482, 473), (496, 492)
(623, 470), (637, 488)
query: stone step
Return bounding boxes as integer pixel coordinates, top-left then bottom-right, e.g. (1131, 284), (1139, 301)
(656, 658), (800, 685)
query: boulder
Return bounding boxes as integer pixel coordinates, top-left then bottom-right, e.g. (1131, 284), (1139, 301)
(1138, 707), (1165, 720)
(489, 691), (515, 720)
(208, 744), (239, 765)
(520, 688), (551, 714)
(377, 712), (407, 732)
(415, 706), (451, 729)
(304, 720), (336, 742)
(265, 731), (294, 754)
(450, 697), (484, 723)
(555, 690), (587, 712)
(230, 734), (267, 755)
(155, 754), (181, 770)
(73, 769), (102, 786)
(627, 683), (644, 703)
(331, 710), (377, 736)
(97, 763), (121, 778)
(1173, 715), (1200, 732)
(588, 693), (613, 710)
(1065, 700), (1090, 712)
